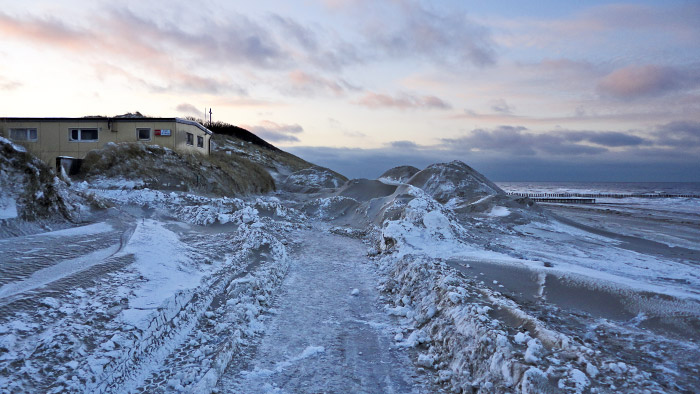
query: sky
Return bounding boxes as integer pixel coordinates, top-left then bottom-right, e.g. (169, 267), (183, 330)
(1, 0), (699, 181)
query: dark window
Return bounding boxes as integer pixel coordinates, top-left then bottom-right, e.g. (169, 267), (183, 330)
(197, 135), (204, 148)
(82, 129), (98, 140)
(69, 128), (99, 141)
(137, 128), (151, 140)
(186, 132), (194, 146)
(9, 128), (38, 141)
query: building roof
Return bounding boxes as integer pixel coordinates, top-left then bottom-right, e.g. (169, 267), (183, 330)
(0, 117), (213, 135)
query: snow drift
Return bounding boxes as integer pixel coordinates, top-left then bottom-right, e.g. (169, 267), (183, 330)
(0, 137), (90, 237)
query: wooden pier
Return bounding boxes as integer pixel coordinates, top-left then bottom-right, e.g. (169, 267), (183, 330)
(528, 198), (596, 204)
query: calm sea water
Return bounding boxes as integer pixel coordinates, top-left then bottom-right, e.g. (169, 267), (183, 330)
(495, 182), (700, 215)
(495, 182), (700, 196)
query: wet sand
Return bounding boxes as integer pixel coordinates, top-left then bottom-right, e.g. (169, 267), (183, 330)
(444, 200), (700, 340)
(544, 202), (700, 254)
(447, 258), (700, 339)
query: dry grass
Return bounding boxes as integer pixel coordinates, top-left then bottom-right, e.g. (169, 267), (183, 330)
(210, 134), (347, 182)
(79, 142), (275, 196)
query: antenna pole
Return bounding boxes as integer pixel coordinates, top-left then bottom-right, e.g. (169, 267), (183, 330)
(209, 108), (212, 126)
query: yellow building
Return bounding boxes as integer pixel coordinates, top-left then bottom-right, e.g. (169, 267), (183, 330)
(0, 117), (212, 169)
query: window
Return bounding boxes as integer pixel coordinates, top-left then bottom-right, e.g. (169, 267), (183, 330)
(186, 132), (194, 146)
(137, 128), (151, 141)
(197, 135), (204, 148)
(9, 128), (38, 141)
(69, 128), (98, 142)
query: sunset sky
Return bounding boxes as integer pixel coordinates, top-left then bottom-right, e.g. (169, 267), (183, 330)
(1, 0), (699, 180)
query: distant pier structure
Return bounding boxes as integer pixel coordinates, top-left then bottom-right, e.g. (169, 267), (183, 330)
(508, 192), (699, 204)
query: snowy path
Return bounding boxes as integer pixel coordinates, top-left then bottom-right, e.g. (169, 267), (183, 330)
(221, 225), (432, 393)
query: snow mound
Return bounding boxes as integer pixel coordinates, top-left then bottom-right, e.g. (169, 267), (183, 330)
(281, 166), (346, 193)
(407, 161), (504, 204)
(302, 196), (360, 221)
(337, 179), (398, 201)
(0, 137), (87, 236)
(379, 165), (420, 184)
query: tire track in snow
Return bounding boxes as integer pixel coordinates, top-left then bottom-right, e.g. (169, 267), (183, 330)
(0, 222), (136, 303)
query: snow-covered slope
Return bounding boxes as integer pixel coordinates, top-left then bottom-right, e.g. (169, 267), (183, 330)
(0, 185), (297, 393)
(210, 133), (346, 188)
(379, 165), (420, 184)
(79, 142), (275, 196)
(0, 137), (92, 237)
(407, 161), (504, 204)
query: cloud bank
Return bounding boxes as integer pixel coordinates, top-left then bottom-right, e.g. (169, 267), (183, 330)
(289, 121), (700, 181)
(243, 120), (304, 143)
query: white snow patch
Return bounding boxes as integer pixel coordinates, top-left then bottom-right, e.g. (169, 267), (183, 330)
(487, 206), (510, 217)
(36, 222), (114, 238)
(245, 346), (326, 378)
(569, 368), (590, 392)
(417, 353), (435, 368)
(0, 136), (26, 152)
(585, 362), (599, 378)
(119, 219), (203, 323)
(0, 196), (17, 219)
(524, 338), (543, 365)
(39, 297), (60, 309)
(514, 331), (530, 344)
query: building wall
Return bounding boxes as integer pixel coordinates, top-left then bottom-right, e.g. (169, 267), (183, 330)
(175, 122), (211, 155)
(110, 120), (178, 149)
(0, 118), (210, 167)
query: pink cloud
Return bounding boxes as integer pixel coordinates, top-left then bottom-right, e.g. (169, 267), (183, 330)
(0, 76), (21, 91)
(287, 70), (356, 96)
(357, 92), (451, 110)
(597, 65), (682, 99)
(0, 12), (95, 52)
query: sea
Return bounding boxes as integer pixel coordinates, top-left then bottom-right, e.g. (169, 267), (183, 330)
(495, 181), (700, 216)
(495, 181), (700, 196)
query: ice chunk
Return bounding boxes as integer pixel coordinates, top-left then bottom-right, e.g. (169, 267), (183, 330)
(524, 339), (543, 364)
(417, 353), (435, 368)
(586, 362), (599, 378)
(40, 297), (61, 309)
(488, 206), (510, 217)
(570, 368), (590, 391)
(514, 331), (530, 344)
